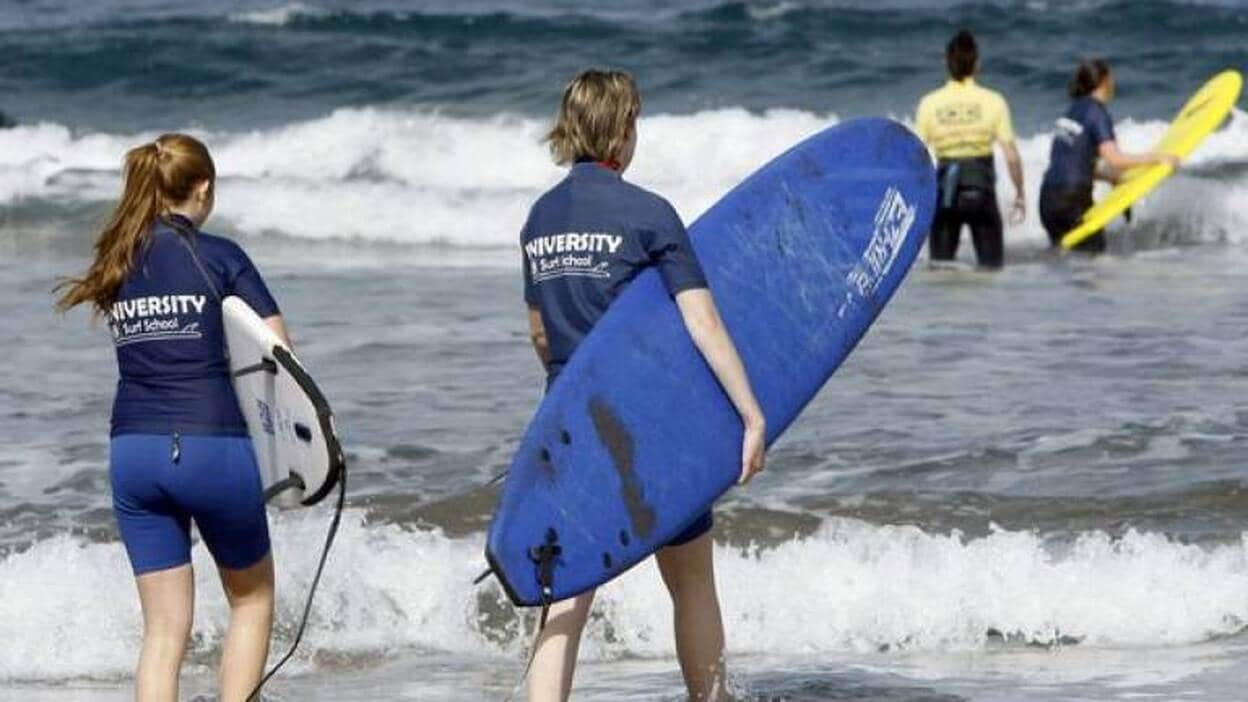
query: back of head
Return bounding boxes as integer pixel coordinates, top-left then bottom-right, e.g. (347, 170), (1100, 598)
(1069, 58), (1111, 99)
(546, 69), (641, 166)
(945, 29), (978, 81)
(55, 133), (216, 315)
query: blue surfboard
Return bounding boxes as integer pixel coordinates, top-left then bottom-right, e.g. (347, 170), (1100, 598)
(487, 118), (935, 606)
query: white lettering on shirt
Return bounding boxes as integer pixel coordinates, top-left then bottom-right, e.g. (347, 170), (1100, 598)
(524, 232), (623, 260)
(524, 232), (624, 283)
(109, 294), (209, 346)
(1055, 116), (1084, 145)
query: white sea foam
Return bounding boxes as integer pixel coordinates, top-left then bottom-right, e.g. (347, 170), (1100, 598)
(1006, 111), (1248, 248)
(0, 107), (1245, 256)
(227, 2), (324, 26)
(746, 1), (803, 21)
(0, 513), (1243, 681)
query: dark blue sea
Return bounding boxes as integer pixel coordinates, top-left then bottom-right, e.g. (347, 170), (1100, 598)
(1, 1), (1246, 700)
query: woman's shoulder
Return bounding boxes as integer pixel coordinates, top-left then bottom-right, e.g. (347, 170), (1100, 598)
(195, 230), (254, 265)
(1072, 96), (1109, 117)
(617, 179), (680, 220)
(195, 229), (240, 250)
(980, 84), (1010, 109)
(534, 172), (679, 223)
(612, 183), (684, 233)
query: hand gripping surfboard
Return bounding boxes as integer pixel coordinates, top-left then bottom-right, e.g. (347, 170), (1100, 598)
(1060, 69), (1243, 249)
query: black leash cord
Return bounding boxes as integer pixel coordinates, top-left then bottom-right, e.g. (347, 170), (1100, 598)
(502, 532), (560, 701)
(246, 466), (348, 702)
(503, 600), (553, 702)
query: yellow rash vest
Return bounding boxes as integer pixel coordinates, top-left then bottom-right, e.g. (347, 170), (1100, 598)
(915, 77), (1016, 160)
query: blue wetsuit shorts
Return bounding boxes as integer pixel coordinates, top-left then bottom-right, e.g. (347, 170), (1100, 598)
(110, 434), (271, 575)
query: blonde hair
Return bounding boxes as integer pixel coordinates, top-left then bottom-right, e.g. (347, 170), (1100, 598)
(55, 133), (216, 316)
(546, 69), (641, 165)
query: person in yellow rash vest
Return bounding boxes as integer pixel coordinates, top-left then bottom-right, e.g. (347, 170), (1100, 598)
(915, 29), (1024, 269)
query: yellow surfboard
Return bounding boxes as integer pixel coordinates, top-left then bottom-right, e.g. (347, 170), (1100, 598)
(1060, 69), (1243, 250)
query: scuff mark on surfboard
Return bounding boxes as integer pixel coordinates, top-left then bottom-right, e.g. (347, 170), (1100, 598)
(589, 396), (656, 540)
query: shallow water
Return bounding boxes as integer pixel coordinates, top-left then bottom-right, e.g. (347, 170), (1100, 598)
(3, 246), (1247, 699)
(2, 0), (1248, 699)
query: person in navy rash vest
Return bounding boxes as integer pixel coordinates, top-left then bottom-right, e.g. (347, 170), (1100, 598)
(1040, 59), (1180, 252)
(56, 134), (288, 702)
(519, 69), (767, 702)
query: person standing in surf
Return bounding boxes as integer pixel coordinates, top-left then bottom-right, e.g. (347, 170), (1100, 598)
(519, 69), (767, 702)
(1040, 59), (1180, 252)
(56, 134), (287, 702)
(915, 29), (1025, 269)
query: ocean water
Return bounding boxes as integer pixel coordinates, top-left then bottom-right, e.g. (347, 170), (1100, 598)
(1, 1), (1247, 700)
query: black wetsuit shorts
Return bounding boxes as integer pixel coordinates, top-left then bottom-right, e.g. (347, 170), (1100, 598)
(1040, 182), (1103, 253)
(930, 158), (1003, 268)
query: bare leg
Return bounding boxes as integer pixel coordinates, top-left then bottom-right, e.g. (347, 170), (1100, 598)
(217, 555), (274, 702)
(135, 564), (195, 702)
(527, 591), (595, 702)
(656, 532), (728, 701)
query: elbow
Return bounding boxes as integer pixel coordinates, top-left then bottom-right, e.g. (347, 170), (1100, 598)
(675, 288), (725, 345)
(1099, 146), (1127, 172)
(530, 329), (551, 359)
(685, 308), (723, 343)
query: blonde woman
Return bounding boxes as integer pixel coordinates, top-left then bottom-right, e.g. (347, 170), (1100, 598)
(519, 69), (767, 702)
(56, 134), (287, 701)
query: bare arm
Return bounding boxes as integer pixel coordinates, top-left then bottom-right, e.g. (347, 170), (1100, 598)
(527, 305), (551, 366)
(1098, 140), (1180, 176)
(1001, 140), (1026, 223)
(1094, 159), (1119, 184)
(264, 315), (293, 349)
(675, 288), (766, 484)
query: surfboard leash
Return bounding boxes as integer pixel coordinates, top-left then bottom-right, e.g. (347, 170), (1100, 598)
(246, 462), (348, 702)
(471, 561), (553, 701)
(165, 211), (348, 700)
(502, 602), (551, 702)
(500, 529), (560, 701)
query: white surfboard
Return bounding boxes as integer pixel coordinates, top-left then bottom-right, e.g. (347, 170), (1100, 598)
(222, 296), (344, 507)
